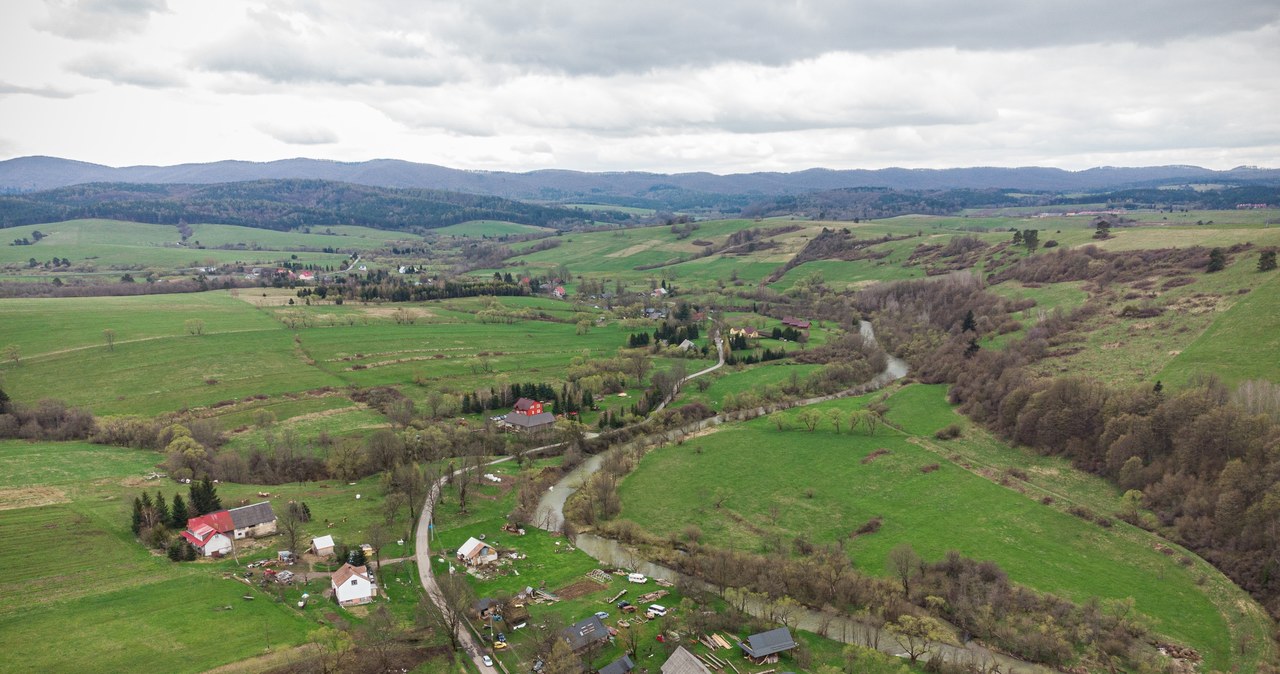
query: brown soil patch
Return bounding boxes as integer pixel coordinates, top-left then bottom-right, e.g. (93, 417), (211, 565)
(0, 486), (69, 511)
(861, 448), (890, 464)
(553, 579), (605, 601)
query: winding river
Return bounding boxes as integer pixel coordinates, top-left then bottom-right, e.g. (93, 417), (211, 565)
(533, 322), (1049, 672)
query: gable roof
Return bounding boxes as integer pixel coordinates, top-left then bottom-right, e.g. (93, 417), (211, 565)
(504, 412), (555, 428)
(513, 397), (539, 412)
(599, 655), (635, 674)
(312, 534), (334, 549)
(331, 563), (370, 587)
(457, 537), (493, 560)
(187, 511), (234, 534)
(228, 501), (275, 528)
(661, 647), (711, 674)
(740, 627), (797, 658)
(561, 615), (608, 651)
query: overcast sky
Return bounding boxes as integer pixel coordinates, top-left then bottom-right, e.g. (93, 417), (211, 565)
(1, 0), (1278, 173)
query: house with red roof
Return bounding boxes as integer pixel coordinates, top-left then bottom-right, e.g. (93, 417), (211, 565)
(180, 511), (234, 557)
(781, 317), (811, 330)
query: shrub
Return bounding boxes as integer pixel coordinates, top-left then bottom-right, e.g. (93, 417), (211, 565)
(934, 423), (962, 440)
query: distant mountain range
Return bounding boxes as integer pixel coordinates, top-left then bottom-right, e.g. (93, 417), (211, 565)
(2, 157), (1278, 209)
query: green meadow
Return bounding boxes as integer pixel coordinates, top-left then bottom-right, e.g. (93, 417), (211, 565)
(433, 220), (555, 237)
(616, 386), (1244, 670)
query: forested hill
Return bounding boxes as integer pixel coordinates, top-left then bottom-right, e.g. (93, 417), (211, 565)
(3, 156), (1279, 208)
(0, 180), (596, 231)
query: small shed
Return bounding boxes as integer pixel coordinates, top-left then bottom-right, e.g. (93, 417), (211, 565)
(311, 535), (335, 557)
(457, 537), (498, 565)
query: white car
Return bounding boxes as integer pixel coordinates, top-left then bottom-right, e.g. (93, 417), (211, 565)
(482, 655), (493, 668)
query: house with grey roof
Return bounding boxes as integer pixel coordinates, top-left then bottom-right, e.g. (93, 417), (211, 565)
(660, 646), (710, 674)
(561, 615), (609, 653)
(739, 626), (797, 662)
(227, 501), (276, 539)
(502, 411), (556, 433)
(598, 654), (635, 674)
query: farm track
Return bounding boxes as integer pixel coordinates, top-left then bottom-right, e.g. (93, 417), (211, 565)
(26, 328), (282, 362)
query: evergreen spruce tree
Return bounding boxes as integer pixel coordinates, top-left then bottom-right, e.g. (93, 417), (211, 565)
(1207, 247), (1227, 272)
(170, 493), (189, 529)
(131, 496), (144, 535)
(167, 538), (185, 561)
(350, 547), (368, 567)
(962, 310), (977, 334)
(154, 491), (170, 527)
(301, 502), (312, 523)
(184, 541), (197, 561)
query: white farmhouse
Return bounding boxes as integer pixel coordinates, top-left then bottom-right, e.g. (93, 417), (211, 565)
(332, 563), (376, 606)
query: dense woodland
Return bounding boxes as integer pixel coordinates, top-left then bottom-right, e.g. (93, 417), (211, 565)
(0, 180), (596, 231)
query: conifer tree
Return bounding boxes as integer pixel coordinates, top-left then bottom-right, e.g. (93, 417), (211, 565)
(154, 491), (170, 527)
(131, 496), (144, 535)
(170, 493), (189, 529)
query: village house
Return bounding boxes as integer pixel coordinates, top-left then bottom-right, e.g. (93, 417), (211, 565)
(501, 397), (556, 432)
(560, 615), (609, 653)
(661, 646), (711, 674)
(553, 285), (566, 298)
(738, 626), (797, 664)
(729, 326), (760, 339)
(228, 502), (276, 539)
(180, 511), (234, 557)
(781, 317), (811, 330)
(456, 536), (499, 566)
(178, 502), (276, 557)
(331, 563), (376, 606)
(599, 654), (636, 674)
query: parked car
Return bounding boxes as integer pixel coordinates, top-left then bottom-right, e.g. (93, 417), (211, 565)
(482, 655), (493, 667)
(594, 611), (609, 620)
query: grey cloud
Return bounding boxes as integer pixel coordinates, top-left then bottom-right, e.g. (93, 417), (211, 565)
(391, 0), (1280, 75)
(196, 37), (455, 87)
(67, 54), (184, 88)
(35, 0), (168, 40)
(0, 81), (77, 98)
(258, 124), (340, 145)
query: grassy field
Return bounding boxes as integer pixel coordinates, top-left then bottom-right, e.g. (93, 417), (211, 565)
(434, 220), (555, 237)
(0, 219), (357, 271)
(1158, 270), (1280, 387)
(615, 387), (1246, 670)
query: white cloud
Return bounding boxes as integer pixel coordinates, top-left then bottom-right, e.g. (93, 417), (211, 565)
(257, 122), (340, 146)
(66, 53), (183, 87)
(0, 80), (77, 98)
(35, 0), (167, 40)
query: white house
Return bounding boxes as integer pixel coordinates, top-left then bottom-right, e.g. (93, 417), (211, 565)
(332, 563), (376, 606)
(180, 513), (234, 557)
(456, 537), (498, 565)
(311, 535), (335, 557)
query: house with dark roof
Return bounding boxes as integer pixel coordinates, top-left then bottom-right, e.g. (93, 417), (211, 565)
(739, 626), (797, 662)
(503, 411), (556, 433)
(512, 398), (544, 416)
(598, 654), (635, 674)
(561, 615), (609, 653)
(782, 317), (811, 330)
(660, 647), (711, 674)
(228, 501), (276, 539)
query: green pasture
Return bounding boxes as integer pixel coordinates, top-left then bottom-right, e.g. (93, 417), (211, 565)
(0, 219), (351, 271)
(434, 220), (555, 237)
(675, 363), (823, 410)
(616, 391), (1234, 669)
(1159, 270), (1280, 387)
(188, 222), (415, 250)
(1027, 251), (1272, 387)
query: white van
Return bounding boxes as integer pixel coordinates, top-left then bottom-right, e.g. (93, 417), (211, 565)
(647, 604), (667, 617)
(627, 573), (647, 584)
